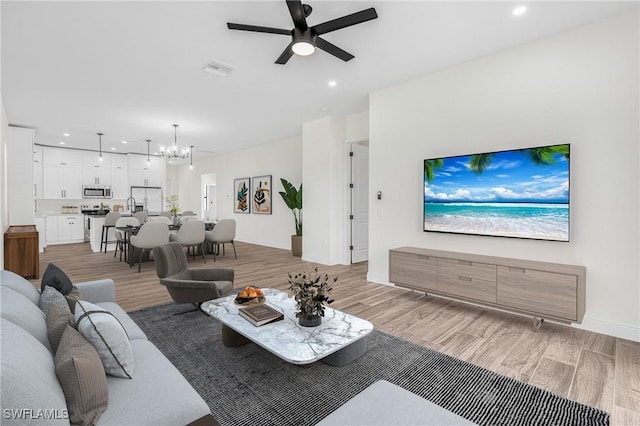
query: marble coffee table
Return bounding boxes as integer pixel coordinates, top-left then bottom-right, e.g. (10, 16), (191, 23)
(200, 288), (373, 365)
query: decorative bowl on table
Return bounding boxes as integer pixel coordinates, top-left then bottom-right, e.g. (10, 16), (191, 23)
(234, 286), (266, 305)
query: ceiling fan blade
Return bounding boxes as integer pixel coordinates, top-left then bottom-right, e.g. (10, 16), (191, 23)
(286, 0), (308, 30)
(227, 22), (291, 36)
(275, 42), (295, 64)
(316, 37), (354, 62)
(313, 8), (378, 35)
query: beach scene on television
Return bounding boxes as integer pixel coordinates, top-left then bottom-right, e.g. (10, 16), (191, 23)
(424, 144), (570, 241)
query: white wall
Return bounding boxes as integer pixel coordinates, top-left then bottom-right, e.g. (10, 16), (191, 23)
(175, 136), (302, 250)
(302, 116), (348, 265)
(0, 97), (8, 268)
(368, 12), (639, 340)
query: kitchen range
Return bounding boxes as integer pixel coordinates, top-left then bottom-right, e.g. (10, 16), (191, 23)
(81, 204), (110, 242)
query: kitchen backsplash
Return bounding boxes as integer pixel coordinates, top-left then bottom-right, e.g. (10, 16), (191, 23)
(36, 199), (128, 215)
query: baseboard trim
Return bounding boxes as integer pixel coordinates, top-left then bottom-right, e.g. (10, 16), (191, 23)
(574, 317), (640, 342)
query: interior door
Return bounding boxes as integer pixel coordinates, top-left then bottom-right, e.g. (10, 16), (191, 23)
(351, 144), (369, 263)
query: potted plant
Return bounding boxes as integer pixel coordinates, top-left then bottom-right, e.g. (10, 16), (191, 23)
(165, 194), (181, 224)
(278, 178), (302, 257)
(288, 267), (337, 327)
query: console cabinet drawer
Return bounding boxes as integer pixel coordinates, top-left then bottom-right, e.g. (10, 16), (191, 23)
(437, 273), (496, 304)
(437, 258), (496, 282)
(389, 252), (437, 291)
(497, 267), (577, 321)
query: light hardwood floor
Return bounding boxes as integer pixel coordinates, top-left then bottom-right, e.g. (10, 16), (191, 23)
(33, 242), (640, 425)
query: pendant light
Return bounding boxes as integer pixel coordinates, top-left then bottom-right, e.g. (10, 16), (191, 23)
(189, 145), (194, 170)
(146, 139), (151, 167)
(160, 124), (189, 159)
(97, 133), (104, 162)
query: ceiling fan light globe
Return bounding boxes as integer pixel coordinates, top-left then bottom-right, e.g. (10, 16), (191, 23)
(292, 41), (315, 56)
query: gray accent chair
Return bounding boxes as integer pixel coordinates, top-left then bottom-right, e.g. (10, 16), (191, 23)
(204, 218), (237, 262)
(153, 242), (234, 305)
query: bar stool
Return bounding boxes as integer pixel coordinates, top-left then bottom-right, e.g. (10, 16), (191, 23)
(101, 212), (121, 253)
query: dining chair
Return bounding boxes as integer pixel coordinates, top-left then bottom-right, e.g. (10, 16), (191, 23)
(149, 216), (172, 225)
(114, 217), (139, 262)
(101, 212), (121, 253)
(129, 222), (169, 272)
(133, 211), (148, 224)
(204, 219), (237, 262)
(169, 220), (206, 262)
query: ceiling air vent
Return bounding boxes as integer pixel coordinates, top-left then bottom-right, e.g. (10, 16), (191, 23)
(202, 60), (236, 77)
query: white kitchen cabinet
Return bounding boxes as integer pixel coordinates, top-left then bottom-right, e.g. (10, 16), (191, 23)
(43, 147), (83, 199)
(43, 164), (82, 199)
(45, 216), (58, 243)
(128, 154), (164, 187)
(7, 126), (35, 225)
(57, 215), (83, 241)
(43, 147), (82, 166)
(82, 164), (112, 186)
(34, 146), (43, 199)
(110, 154), (128, 199)
(82, 151), (112, 185)
(45, 215), (83, 245)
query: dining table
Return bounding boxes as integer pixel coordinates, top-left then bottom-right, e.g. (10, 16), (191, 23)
(116, 222), (215, 266)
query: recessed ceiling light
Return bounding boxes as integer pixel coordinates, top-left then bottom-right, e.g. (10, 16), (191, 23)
(122, 140), (127, 144)
(328, 80), (337, 87)
(512, 6), (527, 16)
(63, 133), (70, 137)
(59, 141), (65, 145)
(321, 107), (328, 111)
(111, 147), (116, 151)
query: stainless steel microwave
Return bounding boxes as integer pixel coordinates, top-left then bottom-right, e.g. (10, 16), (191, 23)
(82, 185), (112, 199)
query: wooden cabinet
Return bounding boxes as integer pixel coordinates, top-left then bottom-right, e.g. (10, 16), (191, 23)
(4, 225), (39, 279)
(389, 247), (586, 325)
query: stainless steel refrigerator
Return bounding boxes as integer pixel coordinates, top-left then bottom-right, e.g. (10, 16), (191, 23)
(130, 186), (163, 214)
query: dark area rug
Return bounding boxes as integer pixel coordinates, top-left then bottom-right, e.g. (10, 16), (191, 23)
(129, 303), (609, 426)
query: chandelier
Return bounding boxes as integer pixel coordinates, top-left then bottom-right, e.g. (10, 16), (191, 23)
(160, 124), (190, 159)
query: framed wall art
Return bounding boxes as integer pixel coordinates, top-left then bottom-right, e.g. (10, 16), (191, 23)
(252, 175), (272, 214)
(233, 177), (251, 213)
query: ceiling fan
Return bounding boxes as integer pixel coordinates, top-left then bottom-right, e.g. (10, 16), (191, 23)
(227, 0), (378, 64)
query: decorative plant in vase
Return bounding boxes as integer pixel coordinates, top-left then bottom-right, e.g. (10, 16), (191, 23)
(288, 267), (337, 327)
(278, 178), (302, 256)
(165, 194), (181, 223)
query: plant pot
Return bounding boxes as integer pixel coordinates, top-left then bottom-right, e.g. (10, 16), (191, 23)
(291, 235), (302, 257)
(298, 315), (321, 327)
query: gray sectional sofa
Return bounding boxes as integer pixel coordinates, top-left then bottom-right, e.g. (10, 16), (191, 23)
(0, 269), (213, 426)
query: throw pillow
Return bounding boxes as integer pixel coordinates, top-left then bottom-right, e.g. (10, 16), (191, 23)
(65, 286), (81, 313)
(41, 263), (73, 295)
(75, 300), (134, 379)
(55, 325), (108, 426)
(39, 285), (70, 316)
(47, 303), (76, 353)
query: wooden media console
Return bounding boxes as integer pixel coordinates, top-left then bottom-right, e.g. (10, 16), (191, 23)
(389, 247), (586, 329)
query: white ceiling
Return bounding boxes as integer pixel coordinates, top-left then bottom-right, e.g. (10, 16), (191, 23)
(2, 1), (636, 164)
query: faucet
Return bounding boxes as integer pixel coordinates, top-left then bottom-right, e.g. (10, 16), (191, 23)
(126, 197), (135, 213)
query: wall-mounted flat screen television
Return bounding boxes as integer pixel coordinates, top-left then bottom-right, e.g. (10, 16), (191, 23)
(424, 143), (570, 241)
